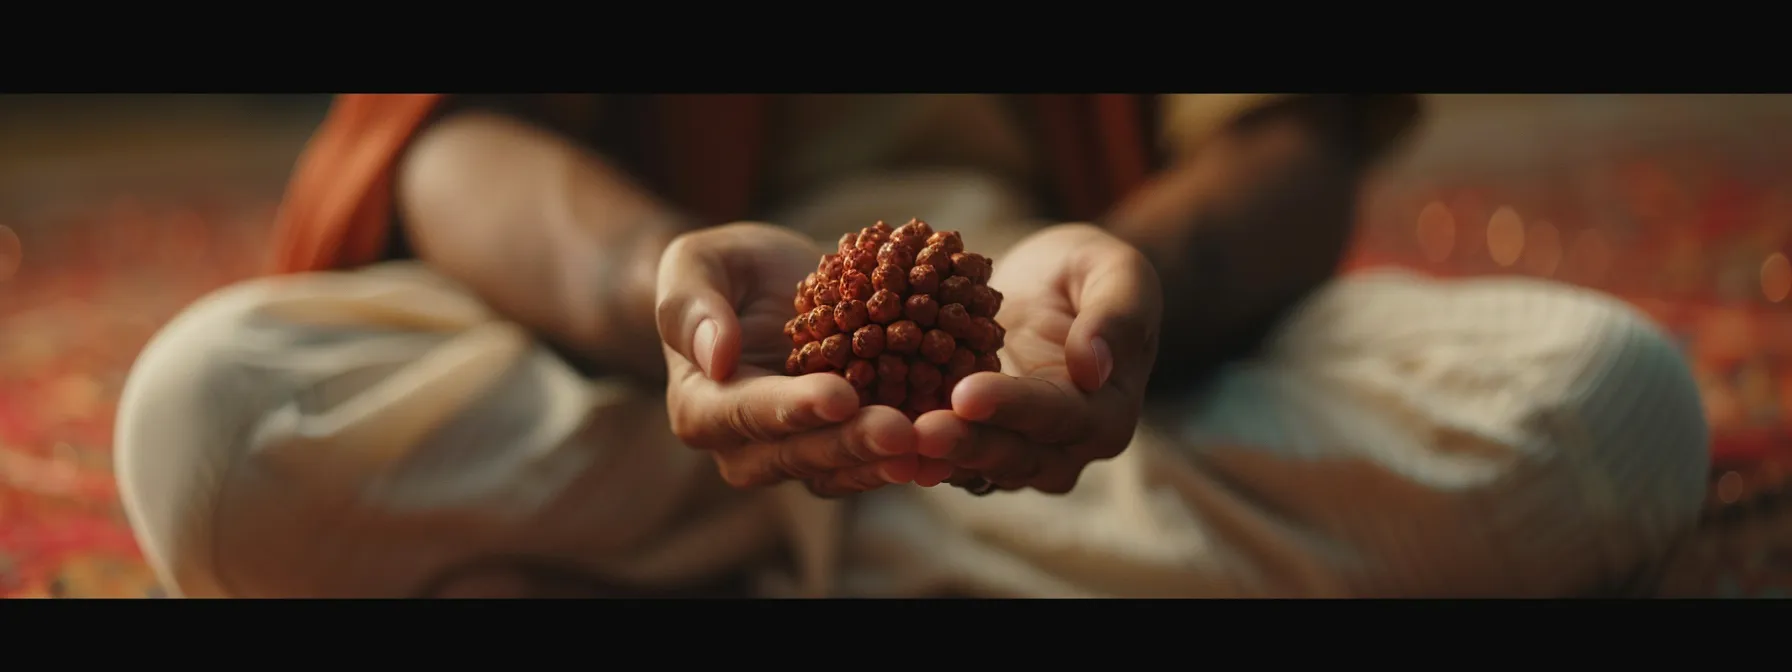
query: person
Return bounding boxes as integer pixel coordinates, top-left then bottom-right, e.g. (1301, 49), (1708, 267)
(114, 94), (1710, 597)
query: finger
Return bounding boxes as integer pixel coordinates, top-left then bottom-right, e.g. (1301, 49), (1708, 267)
(914, 410), (1020, 468)
(914, 409), (968, 460)
(807, 478), (859, 499)
(669, 365), (859, 450)
(945, 472), (1000, 496)
(948, 373), (1092, 445)
(914, 458), (955, 487)
(944, 468), (983, 489)
(655, 233), (746, 381)
(1065, 242), (1162, 395)
(945, 457), (1081, 495)
(806, 456), (920, 497)
(915, 410), (1046, 486)
(722, 405), (916, 487)
(1071, 391), (1143, 464)
(1025, 457), (1087, 495)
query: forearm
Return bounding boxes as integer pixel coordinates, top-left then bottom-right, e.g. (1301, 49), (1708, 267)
(1106, 96), (1387, 392)
(396, 110), (685, 381)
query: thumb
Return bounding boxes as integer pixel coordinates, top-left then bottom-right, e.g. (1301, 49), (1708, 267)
(1065, 244), (1162, 396)
(655, 234), (744, 381)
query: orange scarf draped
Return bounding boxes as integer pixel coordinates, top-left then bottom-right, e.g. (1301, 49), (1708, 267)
(268, 94), (1155, 275)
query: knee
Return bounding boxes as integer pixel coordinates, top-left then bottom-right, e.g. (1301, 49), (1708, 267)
(1564, 298), (1710, 551)
(114, 280), (283, 597)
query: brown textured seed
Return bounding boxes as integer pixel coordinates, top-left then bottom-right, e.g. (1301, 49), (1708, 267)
(875, 380), (908, 407)
(819, 254), (844, 277)
(877, 353), (908, 383)
(908, 393), (944, 416)
(808, 305), (838, 339)
(794, 293), (813, 315)
(838, 232), (858, 254)
(844, 359), (877, 389)
(815, 281), (842, 306)
(841, 270), (873, 301)
(852, 324), (886, 358)
(926, 231), (964, 255)
(975, 351), (1002, 373)
(785, 350), (804, 376)
(951, 252), (992, 285)
(966, 285), (1002, 318)
(908, 264), (940, 294)
(917, 244), (952, 276)
(873, 263), (908, 294)
(835, 300), (870, 333)
(920, 329), (956, 365)
(937, 303), (973, 338)
(942, 351), (972, 396)
(887, 320), (923, 353)
(947, 348), (977, 379)
(904, 294), (939, 326)
(800, 341), (828, 373)
(866, 289), (903, 324)
(889, 228), (918, 249)
(908, 361), (941, 395)
(968, 317), (1004, 352)
(820, 333), (851, 369)
(939, 276), (972, 306)
(878, 242), (916, 270)
(848, 248), (877, 274)
(897, 218), (933, 241)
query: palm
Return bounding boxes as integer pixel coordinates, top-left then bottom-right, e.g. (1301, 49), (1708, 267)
(732, 233), (828, 374)
(738, 295), (802, 373)
(990, 283), (1078, 390)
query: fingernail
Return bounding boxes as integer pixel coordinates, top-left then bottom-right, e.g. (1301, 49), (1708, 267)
(1091, 337), (1114, 389)
(693, 319), (719, 379)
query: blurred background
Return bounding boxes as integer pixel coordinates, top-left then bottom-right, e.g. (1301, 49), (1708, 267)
(1, 94), (1789, 598)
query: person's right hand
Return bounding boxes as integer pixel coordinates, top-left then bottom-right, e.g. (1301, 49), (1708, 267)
(655, 223), (923, 497)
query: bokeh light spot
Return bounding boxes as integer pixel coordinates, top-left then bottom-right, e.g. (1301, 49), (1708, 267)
(1759, 252), (1791, 303)
(1486, 207), (1526, 267)
(1716, 470), (1746, 505)
(1416, 201), (1456, 264)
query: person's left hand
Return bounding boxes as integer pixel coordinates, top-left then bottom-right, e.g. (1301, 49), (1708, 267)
(914, 224), (1162, 494)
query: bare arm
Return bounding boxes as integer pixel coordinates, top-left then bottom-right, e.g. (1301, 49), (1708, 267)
(396, 108), (687, 382)
(1105, 95), (1417, 394)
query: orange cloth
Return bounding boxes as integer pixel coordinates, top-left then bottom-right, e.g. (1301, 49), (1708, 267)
(267, 94), (1156, 274)
(268, 94), (443, 274)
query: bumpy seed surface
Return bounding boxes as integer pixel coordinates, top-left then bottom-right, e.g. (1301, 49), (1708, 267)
(785, 219), (1004, 419)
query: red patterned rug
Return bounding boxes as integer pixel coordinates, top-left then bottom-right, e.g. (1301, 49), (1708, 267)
(2, 101), (1789, 598)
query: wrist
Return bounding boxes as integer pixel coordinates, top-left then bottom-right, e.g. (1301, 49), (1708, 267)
(556, 211), (689, 381)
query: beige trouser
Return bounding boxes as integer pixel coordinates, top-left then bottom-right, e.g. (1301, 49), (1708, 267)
(114, 173), (1711, 598)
